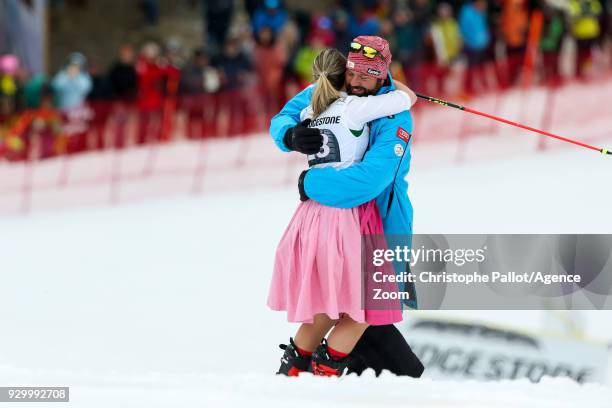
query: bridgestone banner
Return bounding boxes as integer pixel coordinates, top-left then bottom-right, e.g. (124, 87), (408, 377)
(400, 316), (610, 384)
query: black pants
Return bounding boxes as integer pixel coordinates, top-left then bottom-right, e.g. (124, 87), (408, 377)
(348, 324), (424, 377)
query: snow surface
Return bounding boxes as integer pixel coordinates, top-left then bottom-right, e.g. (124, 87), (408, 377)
(1, 140), (612, 406)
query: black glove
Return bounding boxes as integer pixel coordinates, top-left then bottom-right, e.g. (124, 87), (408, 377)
(283, 119), (323, 155)
(298, 170), (309, 201)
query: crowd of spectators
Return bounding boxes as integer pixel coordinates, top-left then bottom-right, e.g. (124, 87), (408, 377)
(1, 0), (612, 161)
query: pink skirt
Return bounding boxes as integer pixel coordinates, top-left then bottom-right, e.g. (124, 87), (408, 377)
(267, 199), (402, 326)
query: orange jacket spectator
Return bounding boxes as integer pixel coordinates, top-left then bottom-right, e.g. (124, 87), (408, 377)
(254, 27), (287, 92)
(501, 0), (529, 48)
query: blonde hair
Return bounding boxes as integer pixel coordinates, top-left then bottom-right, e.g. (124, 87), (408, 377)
(311, 48), (347, 118)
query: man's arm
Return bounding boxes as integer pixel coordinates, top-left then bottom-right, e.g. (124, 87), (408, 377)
(269, 85), (313, 152)
(302, 111), (413, 208)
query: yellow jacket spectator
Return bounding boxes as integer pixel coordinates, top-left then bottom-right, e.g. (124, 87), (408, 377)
(569, 0), (603, 40)
(431, 12), (462, 65)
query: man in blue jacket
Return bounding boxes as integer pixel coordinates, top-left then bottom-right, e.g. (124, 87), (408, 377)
(270, 36), (423, 377)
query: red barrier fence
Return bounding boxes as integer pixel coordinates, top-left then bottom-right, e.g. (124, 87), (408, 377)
(0, 89), (270, 162)
(1, 75), (612, 216)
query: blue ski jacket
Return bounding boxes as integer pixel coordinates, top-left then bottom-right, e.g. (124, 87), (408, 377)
(270, 78), (414, 234)
(269, 77), (417, 308)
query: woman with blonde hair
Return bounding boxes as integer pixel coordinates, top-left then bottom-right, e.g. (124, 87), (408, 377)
(267, 47), (417, 377)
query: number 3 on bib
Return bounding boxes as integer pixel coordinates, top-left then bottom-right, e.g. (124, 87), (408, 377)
(308, 129), (341, 167)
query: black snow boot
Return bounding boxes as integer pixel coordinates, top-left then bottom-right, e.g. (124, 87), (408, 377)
(276, 338), (312, 377)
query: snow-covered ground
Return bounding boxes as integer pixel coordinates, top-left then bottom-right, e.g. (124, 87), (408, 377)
(1, 139), (611, 406)
(0, 368), (609, 407)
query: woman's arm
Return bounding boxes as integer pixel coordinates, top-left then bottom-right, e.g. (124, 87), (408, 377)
(344, 82), (417, 129)
(393, 80), (418, 107)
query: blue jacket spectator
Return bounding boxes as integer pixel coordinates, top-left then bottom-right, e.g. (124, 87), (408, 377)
(252, 0), (288, 35)
(348, 9), (380, 37)
(51, 53), (93, 110)
(459, 1), (490, 50)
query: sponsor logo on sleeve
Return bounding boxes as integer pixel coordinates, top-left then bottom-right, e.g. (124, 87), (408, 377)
(394, 143), (404, 157)
(396, 127), (411, 143)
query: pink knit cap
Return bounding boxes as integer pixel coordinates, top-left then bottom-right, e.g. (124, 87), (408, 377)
(346, 36), (392, 80)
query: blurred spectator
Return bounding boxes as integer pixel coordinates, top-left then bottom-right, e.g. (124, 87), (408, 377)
(179, 49), (220, 139)
(108, 44), (137, 149)
(218, 38), (252, 90)
(252, 0), (288, 36)
(391, 7), (416, 65)
(51, 52), (93, 154)
(378, 15), (408, 85)
(87, 56), (113, 150)
(109, 44), (138, 101)
(292, 9), (314, 44)
(235, 21), (257, 61)
(373, 0), (393, 19)
(569, 0), (603, 78)
(293, 35), (325, 87)
(88, 57), (113, 101)
(22, 73), (47, 109)
(332, 10), (354, 55)
(135, 42), (165, 144)
(5, 0), (612, 162)
(160, 40), (182, 142)
(459, 0), (491, 94)
(278, 16), (301, 54)
(406, 0), (434, 91)
(430, 2), (462, 94)
(309, 14), (336, 47)
(0, 127), (26, 161)
(253, 26), (287, 119)
(379, 18), (396, 53)
(164, 38), (186, 69)
(392, 7), (425, 90)
(179, 49), (220, 96)
(606, 0), (612, 37)
(51, 52), (92, 110)
(139, 0), (159, 26)
(7, 85), (62, 160)
(217, 37), (254, 135)
(411, 0), (435, 31)
(348, 3), (381, 37)
(500, 0), (529, 87)
(0, 54), (20, 119)
(244, 0), (260, 20)
(203, 0), (235, 55)
(540, 3), (565, 85)
(276, 19), (302, 99)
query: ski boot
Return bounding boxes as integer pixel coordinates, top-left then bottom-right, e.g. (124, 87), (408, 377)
(311, 339), (356, 377)
(276, 338), (312, 377)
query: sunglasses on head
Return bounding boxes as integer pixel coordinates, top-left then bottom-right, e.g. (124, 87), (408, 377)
(349, 42), (381, 59)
